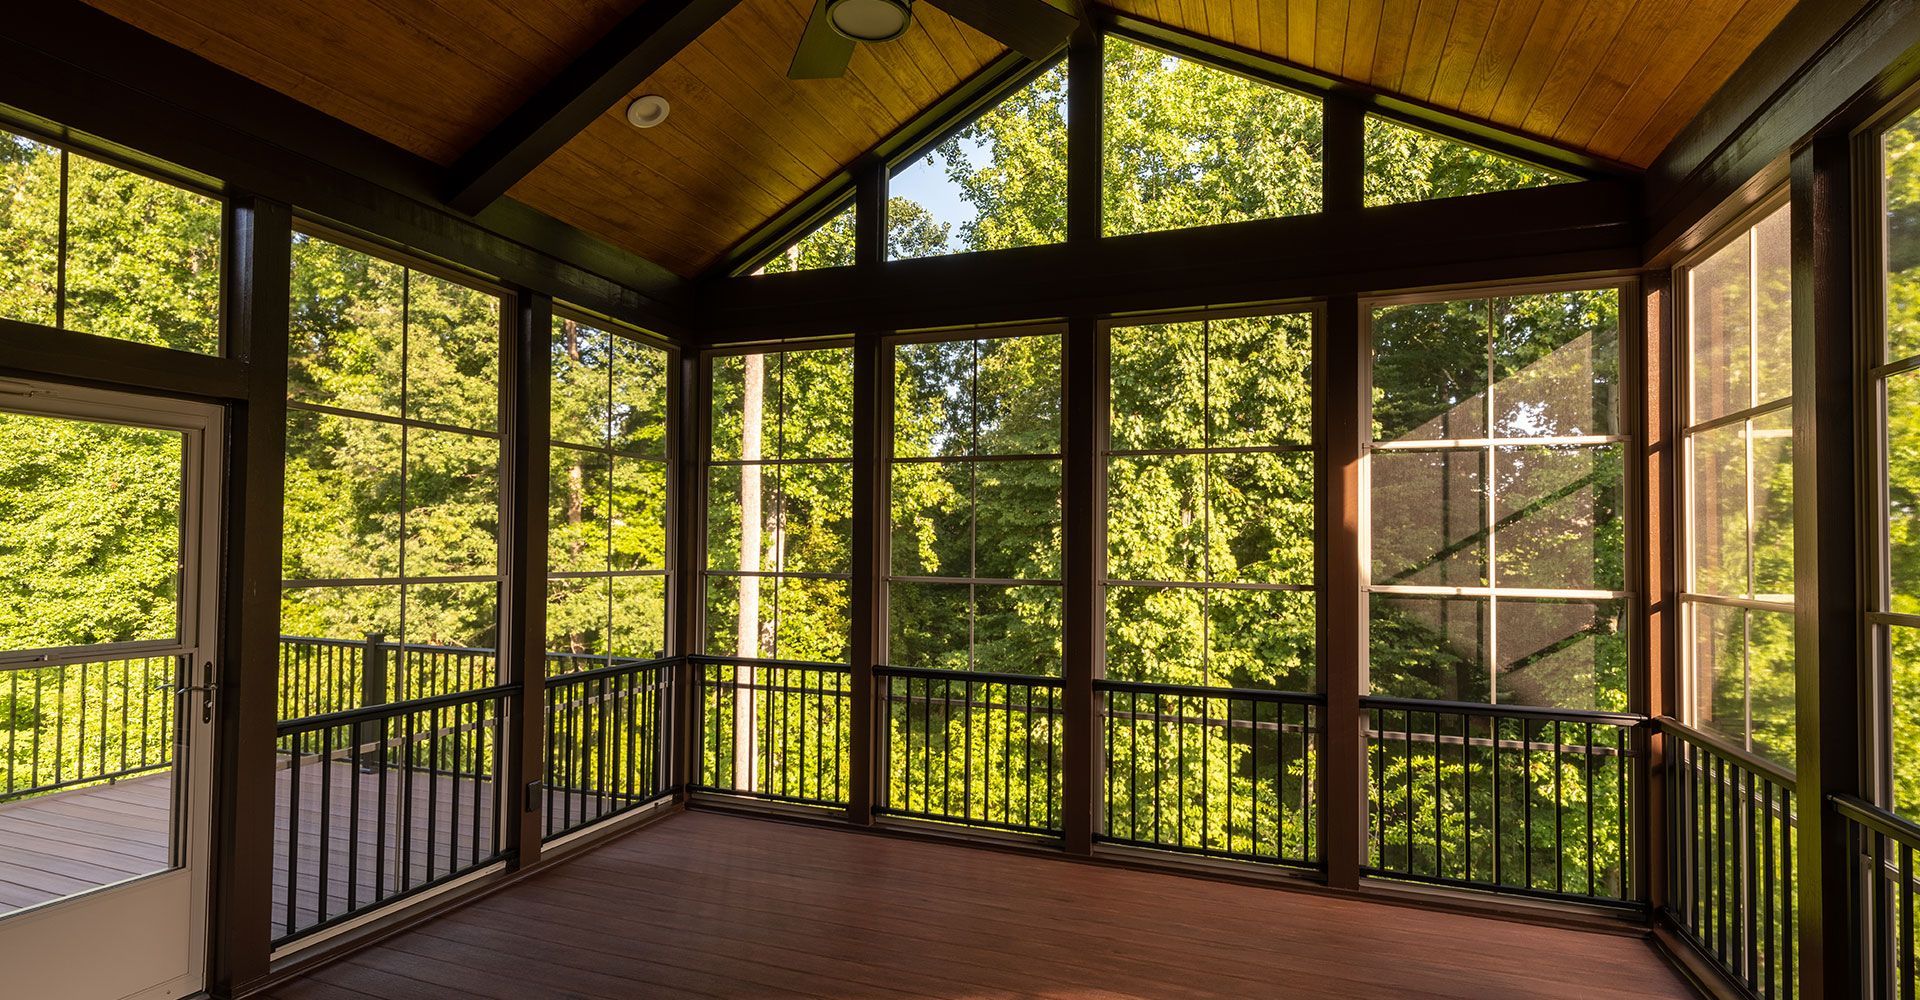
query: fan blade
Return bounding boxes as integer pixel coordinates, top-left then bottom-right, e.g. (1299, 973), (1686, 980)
(789, 0), (857, 79)
(926, 0), (1078, 60)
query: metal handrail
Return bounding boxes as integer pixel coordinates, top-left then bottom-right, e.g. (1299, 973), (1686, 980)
(273, 682), (518, 735)
(1094, 677), (1327, 703)
(1659, 716), (1798, 789)
(876, 663), (1066, 687)
(1361, 694), (1646, 727)
(1833, 793), (1920, 849)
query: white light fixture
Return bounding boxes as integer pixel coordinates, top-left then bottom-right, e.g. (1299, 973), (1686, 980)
(827, 0), (912, 43)
(625, 95), (671, 129)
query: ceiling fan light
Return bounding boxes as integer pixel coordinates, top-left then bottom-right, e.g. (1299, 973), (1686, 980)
(827, 0), (912, 43)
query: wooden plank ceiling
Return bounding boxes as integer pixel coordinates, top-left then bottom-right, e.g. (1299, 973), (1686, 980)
(82, 0), (1792, 278)
(1105, 0), (1798, 169)
(506, 0), (1004, 277)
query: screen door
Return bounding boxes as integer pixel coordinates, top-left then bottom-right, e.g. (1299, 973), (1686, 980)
(0, 380), (220, 1000)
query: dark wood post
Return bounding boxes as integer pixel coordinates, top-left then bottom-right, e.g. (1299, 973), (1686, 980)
(1320, 97), (1368, 891)
(1640, 274), (1676, 913)
(848, 329), (883, 825)
(1066, 26), (1102, 245)
(1062, 314), (1100, 854)
(208, 192), (290, 998)
(1322, 292), (1368, 891)
(504, 292), (552, 867)
(1059, 21), (1105, 855)
(854, 156), (887, 269)
(1790, 130), (1866, 1000)
(358, 633), (388, 750)
(673, 344), (703, 795)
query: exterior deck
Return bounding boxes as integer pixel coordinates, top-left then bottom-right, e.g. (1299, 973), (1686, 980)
(0, 764), (494, 931)
(264, 809), (1697, 1000)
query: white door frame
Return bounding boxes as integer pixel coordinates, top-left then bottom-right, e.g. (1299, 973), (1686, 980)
(0, 379), (221, 1000)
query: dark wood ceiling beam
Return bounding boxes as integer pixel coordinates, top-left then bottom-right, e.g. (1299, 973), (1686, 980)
(695, 179), (1640, 342)
(444, 0), (744, 216)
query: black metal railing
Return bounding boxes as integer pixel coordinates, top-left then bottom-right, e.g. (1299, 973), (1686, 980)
(272, 683), (511, 946)
(694, 656), (851, 807)
(1363, 697), (1642, 906)
(1836, 793), (1920, 999)
(1664, 719), (1797, 999)
(542, 657), (677, 841)
(1097, 679), (1321, 867)
(878, 665), (1064, 836)
(278, 634), (497, 722)
(1, 654), (177, 803)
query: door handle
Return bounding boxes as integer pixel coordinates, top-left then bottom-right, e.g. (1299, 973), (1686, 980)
(179, 659), (217, 725)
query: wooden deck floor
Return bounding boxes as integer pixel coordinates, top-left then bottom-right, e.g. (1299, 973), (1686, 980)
(265, 810), (1699, 1000)
(0, 773), (172, 915)
(0, 763), (496, 931)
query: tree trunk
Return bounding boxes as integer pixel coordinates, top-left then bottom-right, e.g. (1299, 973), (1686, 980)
(734, 353), (765, 791)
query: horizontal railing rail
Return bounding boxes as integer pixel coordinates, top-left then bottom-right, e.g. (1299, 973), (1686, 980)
(278, 634), (498, 723)
(693, 656), (851, 808)
(878, 665), (1064, 836)
(542, 657), (677, 841)
(1096, 680), (1322, 868)
(1362, 697), (1643, 907)
(1, 654), (177, 803)
(271, 683), (512, 946)
(1834, 793), (1920, 999)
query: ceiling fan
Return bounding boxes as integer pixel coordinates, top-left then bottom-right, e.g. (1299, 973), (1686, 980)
(789, 0), (1079, 79)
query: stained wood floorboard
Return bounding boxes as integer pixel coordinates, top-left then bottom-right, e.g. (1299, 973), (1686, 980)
(266, 810), (1701, 1000)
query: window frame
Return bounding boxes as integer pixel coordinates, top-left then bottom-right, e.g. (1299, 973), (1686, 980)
(545, 304), (680, 671)
(1864, 87), (1920, 812)
(1361, 277), (1637, 709)
(1096, 303), (1325, 691)
(880, 323), (1067, 673)
(281, 220), (514, 678)
(1671, 189), (1797, 762)
(697, 338), (857, 663)
(0, 114), (228, 354)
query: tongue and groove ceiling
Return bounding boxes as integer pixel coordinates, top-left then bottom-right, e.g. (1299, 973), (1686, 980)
(81, 0), (1795, 278)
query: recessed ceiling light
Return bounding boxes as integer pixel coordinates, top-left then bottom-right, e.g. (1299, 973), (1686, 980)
(827, 0), (912, 43)
(626, 95), (671, 129)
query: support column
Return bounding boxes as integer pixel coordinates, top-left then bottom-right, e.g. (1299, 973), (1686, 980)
(209, 193), (290, 997)
(505, 292), (552, 868)
(1640, 274), (1677, 913)
(1790, 130), (1866, 1000)
(673, 346), (703, 794)
(1062, 314), (1100, 854)
(1322, 293), (1367, 890)
(1066, 27), (1102, 245)
(848, 330), (883, 825)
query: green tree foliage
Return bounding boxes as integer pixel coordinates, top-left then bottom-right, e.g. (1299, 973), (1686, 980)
(1363, 116), (1568, 207)
(0, 130), (220, 351)
(282, 234), (503, 693)
(759, 206), (854, 273)
(1103, 37), (1320, 236)
(548, 316), (670, 671)
(1884, 110), (1920, 818)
